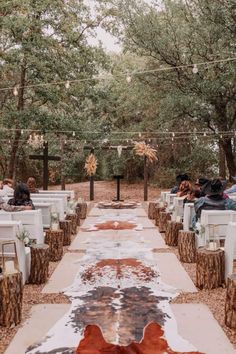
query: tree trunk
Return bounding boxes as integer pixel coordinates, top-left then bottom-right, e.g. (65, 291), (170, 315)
(178, 231), (196, 263)
(45, 230), (64, 261)
(65, 214), (77, 235)
(219, 140), (226, 179)
(154, 205), (165, 226)
(59, 220), (72, 246)
(148, 202), (158, 219)
(196, 248), (225, 290)
(29, 244), (50, 284)
(159, 211), (171, 233)
(221, 138), (236, 180)
(225, 274), (236, 329)
(0, 272), (23, 327)
(8, 64), (26, 179)
(76, 202), (87, 219)
(165, 220), (183, 246)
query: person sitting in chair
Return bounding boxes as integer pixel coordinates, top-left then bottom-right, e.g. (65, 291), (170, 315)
(8, 183), (35, 209)
(170, 174), (190, 194)
(194, 179), (236, 222)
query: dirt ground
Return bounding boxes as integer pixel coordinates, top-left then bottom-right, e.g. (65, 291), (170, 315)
(51, 180), (163, 201)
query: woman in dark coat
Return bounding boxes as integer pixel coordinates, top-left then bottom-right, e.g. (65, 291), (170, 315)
(8, 183), (35, 209)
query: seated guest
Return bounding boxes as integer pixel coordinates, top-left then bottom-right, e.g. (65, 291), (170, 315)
(184, 189), (197, 204)
(224, 176), (236, 194)
(0, 197), (32, 211)
(8, 183), (35, 209)
(171, 174), (190, 194)
(2, 178), (14, 194)
(176, 180), (192, 197)
(27, 177), (39, 193)
(194, 179), (236, 221)
(194, 177), (209, 198)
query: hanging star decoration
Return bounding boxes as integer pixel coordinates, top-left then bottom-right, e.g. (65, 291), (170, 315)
(84, 153), (98, 176)
(134, 141), (158, 163)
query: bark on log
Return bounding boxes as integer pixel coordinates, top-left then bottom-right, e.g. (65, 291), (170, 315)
(159, 211), (171, 233)
(178, 230), (196, 263)
(165, 220), (183, 246)
(45, 230), (64, 262)
(29, 244), (50, 284)
(65, 214), (77, 235)
(0, 272), (23, 327)
(59, 220), (72, 246)
(196, 248), (225, 290)
(225, 274), (236, 329)
(75, 207), (81, 227)
(148, 202), (158, 219)
(76, 202), (87, 219)
(154, 206), (165, 226)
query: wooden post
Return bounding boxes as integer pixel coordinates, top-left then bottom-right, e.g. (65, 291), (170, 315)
(159, 211), (171, 233)
(225, 274), (236, 329)
(59, 220), (72, 246)
(29, 141), (61, 190)
(196, 248), (225, 290)
(90, 175), (94, 201)
(165, 220), (183, 246)
(45, 229), (64, 261)
(144, 156), (148, 201)
(66, 214), (77, 235)
(178, 230), (196, 263)
(0, 272), (23, 327)
(29, 244), (50, 284)
(148, 202), (158, 219)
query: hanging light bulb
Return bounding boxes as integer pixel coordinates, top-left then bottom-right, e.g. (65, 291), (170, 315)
(204, 132), (207, 137)
(138, 132), (142, 138)
(126, 75), (132, 83)
(192, 64), (198, 74)
(117, 145), (123, 157)
(172, 132), (175, 137)
(65, 80), (70, 89)
(21, 129), (24, 135)
(172, 137), (174, 142)
(13, 85), (19, 96)
(72, 131), (75, 137)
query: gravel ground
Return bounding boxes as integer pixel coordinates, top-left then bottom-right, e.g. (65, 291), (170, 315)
(0, 182), (235, 353)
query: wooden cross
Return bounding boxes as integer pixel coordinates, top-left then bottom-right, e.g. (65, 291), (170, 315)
(29, 142), (61, 190)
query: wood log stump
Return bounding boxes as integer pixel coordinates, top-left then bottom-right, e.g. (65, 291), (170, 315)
(196, 248), (225, 290)
(76, 202), (87, 219)
(165, 221), (183, 246)
(29, 244), (50, 284)
(45, 230), (64, 262)
(148, 202), (158, 219)
(225, 274), (236, 329)
(59, 220), (72, 246)
(154, 206), (165, 226)
(75, 207), (81, 227)
(178, 230), (196, 263)
(66, 214), (77, 235)
(0, 272), (23, 327)
(159, 211), (171, 233)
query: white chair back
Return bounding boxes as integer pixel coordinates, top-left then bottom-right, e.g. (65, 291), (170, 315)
(31, 194), (67, 209)
(166, 193), (176, 207)
(183, 203), (195, 231)
(160, 191), (171, 202)
(31, 197), (65, 220)
(38, 190), (75, 199)
(200, 210), (236, 246)
(11, 210), (44, 244)
(225, 222), (236, 279)
(34, 203), (52, 228)
(172, 197), (185, 221)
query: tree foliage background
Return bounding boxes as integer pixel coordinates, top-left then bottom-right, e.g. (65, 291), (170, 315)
(0, 0), (235, 187)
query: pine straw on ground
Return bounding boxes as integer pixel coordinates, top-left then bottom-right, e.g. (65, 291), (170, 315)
(0, 183), (235, 353)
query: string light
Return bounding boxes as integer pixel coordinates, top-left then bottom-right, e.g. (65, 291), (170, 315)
(65, 81), (70, 89)
(192, 64), (198, 74)
(13, 85), (19, 96)
(72, 131), (75, 137)
(21, 129), (24, 135)
(172, 132), (175, 137)
(126, 75), (132, 83)
(1, 57), (235, 94)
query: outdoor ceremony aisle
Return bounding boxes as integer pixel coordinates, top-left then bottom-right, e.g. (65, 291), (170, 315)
(5, 202), (236, 354)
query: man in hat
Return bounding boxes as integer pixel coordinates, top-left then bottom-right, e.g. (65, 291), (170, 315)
(170, 174), (190, 194)
(194, 177), (209, 198)
(194, 179), (236, 221)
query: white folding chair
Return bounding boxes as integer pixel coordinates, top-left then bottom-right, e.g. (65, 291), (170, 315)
(225, 222), (236, 279)
(34, 203), (52, 228)
(11, 210), (44, 244)
(183, 203), (195, 231)
(0, 221), (30, 284)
